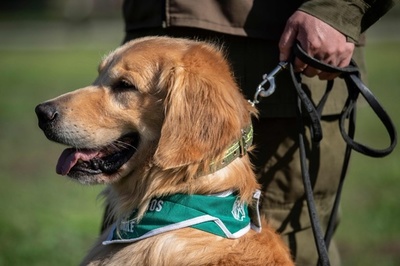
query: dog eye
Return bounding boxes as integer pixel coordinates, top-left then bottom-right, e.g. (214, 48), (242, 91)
(113, 80), (136, 91)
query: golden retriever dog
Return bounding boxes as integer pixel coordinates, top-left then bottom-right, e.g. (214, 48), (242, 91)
(35, 36), (293, 265)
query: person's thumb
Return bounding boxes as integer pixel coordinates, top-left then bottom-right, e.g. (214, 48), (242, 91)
(279, 22), (297, 62)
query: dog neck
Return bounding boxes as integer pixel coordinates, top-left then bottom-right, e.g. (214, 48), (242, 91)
(108, 124), (259, 222)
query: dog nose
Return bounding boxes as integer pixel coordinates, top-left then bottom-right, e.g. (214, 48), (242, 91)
(35, 102), (59, 129)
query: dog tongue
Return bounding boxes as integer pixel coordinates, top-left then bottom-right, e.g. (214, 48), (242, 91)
(56, 148), (100, 175)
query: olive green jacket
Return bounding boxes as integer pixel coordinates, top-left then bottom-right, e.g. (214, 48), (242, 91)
(123, 0), (395, 43)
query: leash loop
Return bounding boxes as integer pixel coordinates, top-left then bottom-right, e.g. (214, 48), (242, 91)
(340, 73), (397, 157)
(292, 42), (397, 157)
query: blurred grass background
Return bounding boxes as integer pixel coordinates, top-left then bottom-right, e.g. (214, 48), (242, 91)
(0, 1), (399, 265)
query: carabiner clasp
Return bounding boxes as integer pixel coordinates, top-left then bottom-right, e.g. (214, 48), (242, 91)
(250, 61), (288, 106)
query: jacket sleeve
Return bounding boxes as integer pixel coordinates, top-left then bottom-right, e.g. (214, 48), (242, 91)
(298, 0), (396, 42)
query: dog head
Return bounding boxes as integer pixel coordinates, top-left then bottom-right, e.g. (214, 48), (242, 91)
(35, 37), (256, 187)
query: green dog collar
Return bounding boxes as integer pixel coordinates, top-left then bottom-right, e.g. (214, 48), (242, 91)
(209, 125), (253, 173)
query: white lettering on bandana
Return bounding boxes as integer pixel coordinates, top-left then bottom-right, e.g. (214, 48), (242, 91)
(103, 190), (261, 245)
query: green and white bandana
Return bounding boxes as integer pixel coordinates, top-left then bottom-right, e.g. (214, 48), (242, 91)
(103, 190), (261, 245)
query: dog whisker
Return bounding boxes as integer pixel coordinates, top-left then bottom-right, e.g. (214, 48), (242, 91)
(113, 140), (137, 151)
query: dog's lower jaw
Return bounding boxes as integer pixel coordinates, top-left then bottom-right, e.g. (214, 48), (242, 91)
(69, 171), (125, 185)
(65, 164), (128, 185)
(66, 140), (158, 186)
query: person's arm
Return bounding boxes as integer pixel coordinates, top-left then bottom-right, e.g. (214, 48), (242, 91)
(299, 0), (395, 42)
(279, 0), (396, 80)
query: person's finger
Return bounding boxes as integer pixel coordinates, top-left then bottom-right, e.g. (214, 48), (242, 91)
(293, 57), (307, 73)
(318, 72), (340, 80)
(278, 23), (298, 62)
(337, 44), (355, 67)
(303, 66), (321, 77)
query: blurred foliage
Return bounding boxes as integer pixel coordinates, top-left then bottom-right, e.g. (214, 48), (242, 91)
(0, 0), (122, 21)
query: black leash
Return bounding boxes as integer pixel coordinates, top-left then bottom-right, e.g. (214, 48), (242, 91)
(252, 43), (397, 266)
(294, 43), (397, 266)
(292, 43), (397, 157)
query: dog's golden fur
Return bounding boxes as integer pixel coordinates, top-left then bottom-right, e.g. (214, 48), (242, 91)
(36, 37), (293, 265)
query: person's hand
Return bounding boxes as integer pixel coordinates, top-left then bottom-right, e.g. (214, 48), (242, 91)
(279, 11), (355, 80)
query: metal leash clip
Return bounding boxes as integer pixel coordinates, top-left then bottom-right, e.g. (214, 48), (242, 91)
(250, 61), (288, 106)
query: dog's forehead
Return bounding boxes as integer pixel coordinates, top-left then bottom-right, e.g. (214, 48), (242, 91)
(96, 37), (227, 88)
(98, 38), (186, 76)
(110, 38), (187, 61)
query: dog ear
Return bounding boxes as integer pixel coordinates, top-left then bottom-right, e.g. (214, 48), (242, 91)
(153, 44), (254, 169)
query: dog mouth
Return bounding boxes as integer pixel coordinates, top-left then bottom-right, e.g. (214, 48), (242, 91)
(56, 133), (140, 177)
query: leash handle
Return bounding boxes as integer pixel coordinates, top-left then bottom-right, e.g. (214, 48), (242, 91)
(293, 42), (397, 157)
(293, 43), (359, 74)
